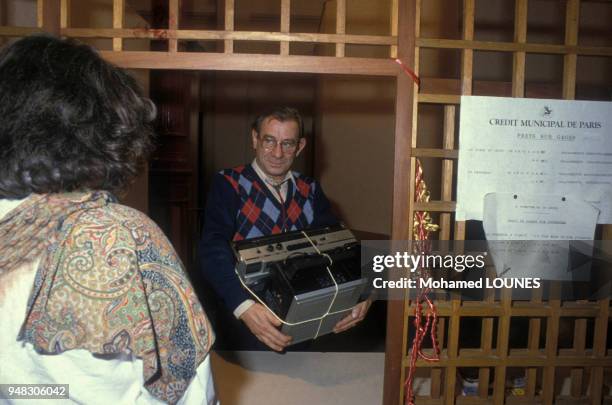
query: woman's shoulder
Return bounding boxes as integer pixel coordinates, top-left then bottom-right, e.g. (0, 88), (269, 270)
(76, 202), (160, 231)
(69, 202), (175, 259)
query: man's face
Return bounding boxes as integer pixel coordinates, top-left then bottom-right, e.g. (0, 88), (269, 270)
(252, 117), (306, 181)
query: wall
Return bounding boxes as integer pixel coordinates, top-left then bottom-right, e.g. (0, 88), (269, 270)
(2, 0), (36, 26)
(471, 0), (612, 99)
(315, 75), (395, 236)
(0, 0), (36, 47)
(70, 0), (150, 52)
(314, 0), (396, 236)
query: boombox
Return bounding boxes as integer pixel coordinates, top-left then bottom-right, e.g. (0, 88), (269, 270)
(232, 224), (368, 344)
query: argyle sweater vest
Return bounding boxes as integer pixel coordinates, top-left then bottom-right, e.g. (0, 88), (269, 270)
(221, 165), (315, 241)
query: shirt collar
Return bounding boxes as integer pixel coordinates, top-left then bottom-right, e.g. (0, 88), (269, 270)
(251, 159), (296, 188)
(0, 197), (28, 221)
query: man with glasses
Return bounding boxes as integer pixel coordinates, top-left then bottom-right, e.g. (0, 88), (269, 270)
(199, 107), (370, 351)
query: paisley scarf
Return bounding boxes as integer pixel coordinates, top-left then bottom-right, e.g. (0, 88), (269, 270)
(0, 191), (214, 404)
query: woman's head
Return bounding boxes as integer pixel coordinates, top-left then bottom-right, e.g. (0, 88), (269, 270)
(0, 35), (156, 198)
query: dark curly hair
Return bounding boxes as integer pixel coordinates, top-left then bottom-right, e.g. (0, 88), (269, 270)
(252, 107), (304, 139)
(0, 35), (156, 198)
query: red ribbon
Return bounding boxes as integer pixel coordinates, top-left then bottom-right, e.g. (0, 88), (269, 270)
(395, 58), (421, 87)
(404, 286), (440, 405)
(404, 160), (440, 405)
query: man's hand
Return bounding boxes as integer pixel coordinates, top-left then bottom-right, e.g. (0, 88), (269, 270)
(240, 303), (292, 351)
(333, 299), (372, 334)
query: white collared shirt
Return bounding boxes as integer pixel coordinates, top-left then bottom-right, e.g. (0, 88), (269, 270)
(251, 159), (296, 203)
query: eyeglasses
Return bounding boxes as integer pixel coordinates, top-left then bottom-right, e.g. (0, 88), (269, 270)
(260, 135), (299, 153)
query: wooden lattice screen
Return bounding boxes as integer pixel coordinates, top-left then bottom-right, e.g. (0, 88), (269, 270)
(1, 1), (611, 405)
(0, 0), (399, 75)
(387, 1), (612, 405)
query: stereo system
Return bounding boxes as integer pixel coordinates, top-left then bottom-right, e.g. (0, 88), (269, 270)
(232, 225), (368, 344)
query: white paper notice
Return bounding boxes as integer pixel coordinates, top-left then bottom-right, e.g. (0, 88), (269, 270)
(483, 193), (598, 280)
(456, 96), (612, 223)
(483, 193), (599, 241)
